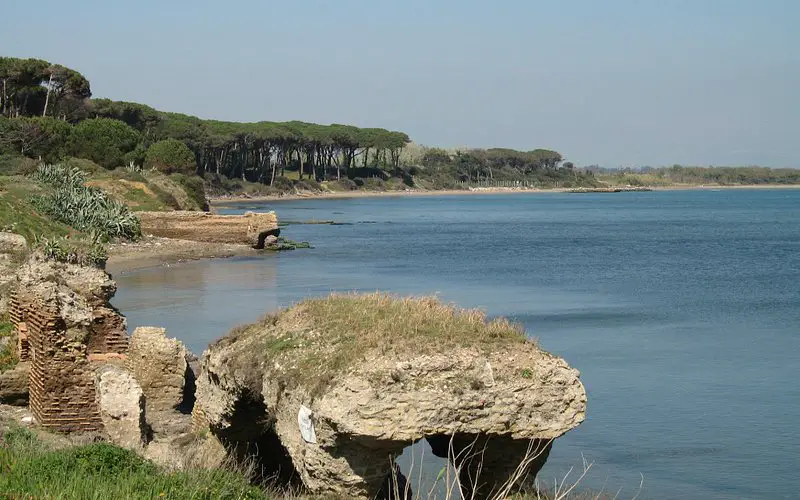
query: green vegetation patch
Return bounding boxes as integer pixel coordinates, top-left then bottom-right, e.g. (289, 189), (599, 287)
(31, 164), (142, 241)
(0, 175), (73, 243)
(0, 427), (268, 499)
(145, 138), (198, 175)
(0, 321), (17, 372)
(34, 235), (108, 267)
(227, 293), (527, 396)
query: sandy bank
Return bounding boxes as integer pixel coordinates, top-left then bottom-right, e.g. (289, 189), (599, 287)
(106, 236), (258, 274)
(210, 187), (563, 204)
(210, 184), (800, 205)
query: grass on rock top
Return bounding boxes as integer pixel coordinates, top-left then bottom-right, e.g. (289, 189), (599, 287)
(221, 293), (529, 396)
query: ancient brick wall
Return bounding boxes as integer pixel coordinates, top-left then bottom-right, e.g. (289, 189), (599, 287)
(11, 290), (102, 433)
(8, 292), (25, 361)
(9, 286), (130, 434)
(87, 306), (129, 354)
(16, 323), (29, 361)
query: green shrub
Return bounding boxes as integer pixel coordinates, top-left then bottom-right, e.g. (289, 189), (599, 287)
(362, 178), (386, 191)
(271, 176), (293, 192)
(150, 184), (181, 210)
(145, 139), (197, 175)
(0, 117), (72, 162)
(124, 143), (148, 168)
(34, 235), (108, 268)
(295, 178), (321, 192)
(328, 178), (358, 191)
(110, 167), (147, 183)
(69, 118), (142, 169)
(31, 164), (141, 241)
(0, 155), (39, 176)
(62, 157), (103, 175)
(170, 173), (208, 211)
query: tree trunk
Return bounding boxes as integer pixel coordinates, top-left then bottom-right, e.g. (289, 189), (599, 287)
(42, 73), (54, 117)
(297, 150), (303, 180)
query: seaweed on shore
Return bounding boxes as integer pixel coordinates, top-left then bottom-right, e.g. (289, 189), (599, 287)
(265, 237), (312, 251)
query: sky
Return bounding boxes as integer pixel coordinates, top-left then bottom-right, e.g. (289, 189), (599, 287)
(3, 0), (799, 167)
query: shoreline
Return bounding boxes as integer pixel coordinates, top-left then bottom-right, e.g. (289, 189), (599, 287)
(111, 183), (800, 273)
(210, 183), (800, 205)
(106, 236), (258, 274)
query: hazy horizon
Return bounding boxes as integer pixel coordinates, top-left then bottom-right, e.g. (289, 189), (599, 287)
(4, 0), (799, 168)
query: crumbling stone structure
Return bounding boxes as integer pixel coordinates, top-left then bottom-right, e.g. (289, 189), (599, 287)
(8, 254), (130, 433)
(137, 210), (279, 249)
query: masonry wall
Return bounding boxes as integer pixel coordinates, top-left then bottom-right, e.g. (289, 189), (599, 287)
(9, 287), (129, 433)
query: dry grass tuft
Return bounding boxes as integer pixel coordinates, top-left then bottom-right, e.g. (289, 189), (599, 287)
(297, 292), (525, 348)
(235, 292), (530, 396)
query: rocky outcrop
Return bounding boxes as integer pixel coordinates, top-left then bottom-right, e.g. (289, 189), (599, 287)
(137, 211), (279, 249)
(195, 294), (587, 499)
(95, 364), (146, 450)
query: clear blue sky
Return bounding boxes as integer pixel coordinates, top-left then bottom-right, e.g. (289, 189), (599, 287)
(4, 0), (799, 167)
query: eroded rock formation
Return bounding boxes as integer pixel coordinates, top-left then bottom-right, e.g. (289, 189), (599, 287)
(127, 326), (189, 414)
(95, 363), (146, 450)
(194, 294), (587, 499)
(137, 211), (279, 249)
(4, 253), (195, 451)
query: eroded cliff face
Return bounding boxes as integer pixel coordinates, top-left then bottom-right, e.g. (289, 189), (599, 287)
(195, 294), (587, 499)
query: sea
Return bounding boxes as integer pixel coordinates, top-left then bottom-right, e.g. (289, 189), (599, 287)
(111, 189), (800, 499)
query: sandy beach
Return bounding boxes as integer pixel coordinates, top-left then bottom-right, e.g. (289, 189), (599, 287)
(210, 183), (800, 205)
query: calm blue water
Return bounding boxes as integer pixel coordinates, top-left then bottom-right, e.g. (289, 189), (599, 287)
(111, 190), (800, 499)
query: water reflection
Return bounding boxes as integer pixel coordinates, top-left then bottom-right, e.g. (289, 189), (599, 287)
(113, 257), (279, 353)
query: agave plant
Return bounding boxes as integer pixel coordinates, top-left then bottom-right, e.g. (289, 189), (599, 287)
(31, 164), (142, 241)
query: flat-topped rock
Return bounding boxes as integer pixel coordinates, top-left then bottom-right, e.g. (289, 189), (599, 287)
(195, 293), (586, 498)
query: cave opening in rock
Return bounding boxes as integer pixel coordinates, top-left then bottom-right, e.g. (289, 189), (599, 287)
(389, 434), (553, 500)
(388, 437), (460, 500)
(213, 392), (301, 488)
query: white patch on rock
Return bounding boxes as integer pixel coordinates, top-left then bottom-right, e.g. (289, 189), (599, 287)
(298, 405), (317, 444)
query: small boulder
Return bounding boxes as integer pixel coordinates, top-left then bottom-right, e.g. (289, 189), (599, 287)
(95, 364), (146, 450)
(0, 232), (27, 255)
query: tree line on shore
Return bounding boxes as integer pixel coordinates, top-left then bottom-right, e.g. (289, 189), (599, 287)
(4, 55), (793, 191)
(0, 56), (588, 190)
(589, 165), (800, 186)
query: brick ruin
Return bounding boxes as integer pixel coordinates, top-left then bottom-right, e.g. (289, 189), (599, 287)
(8, 260), (130, 433)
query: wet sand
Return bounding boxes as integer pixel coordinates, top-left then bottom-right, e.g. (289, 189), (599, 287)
(106, 236), (257, 274)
